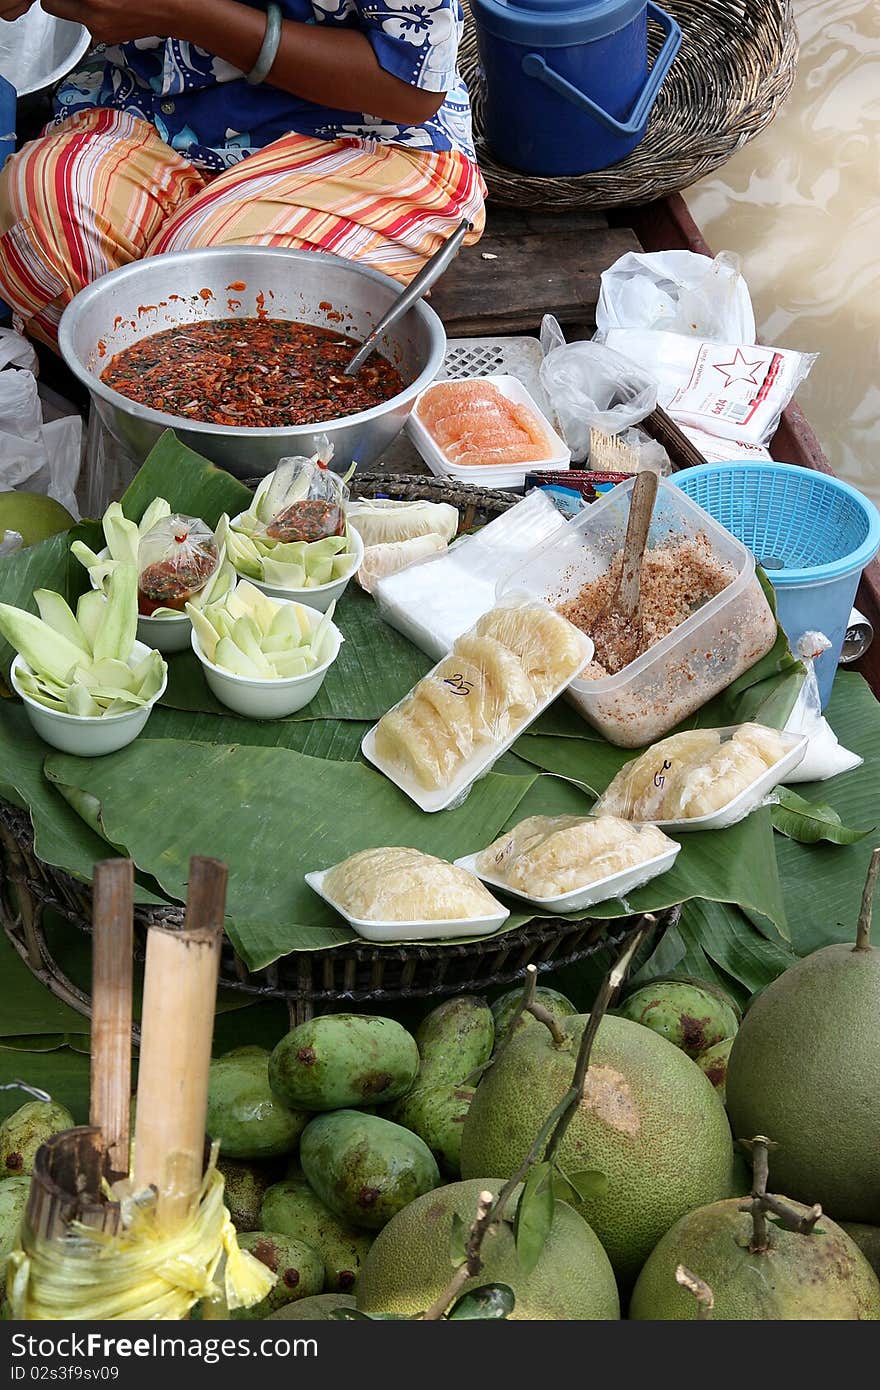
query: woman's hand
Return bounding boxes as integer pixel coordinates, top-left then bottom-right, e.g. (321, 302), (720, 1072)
(40, 0), (187, 45)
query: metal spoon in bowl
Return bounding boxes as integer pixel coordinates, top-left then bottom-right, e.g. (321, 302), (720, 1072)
(343, 218), (473, 376)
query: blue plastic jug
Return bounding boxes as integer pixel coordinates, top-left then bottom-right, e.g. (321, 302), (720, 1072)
(0, 73), (14, 324)
(471, 0), (681, 176)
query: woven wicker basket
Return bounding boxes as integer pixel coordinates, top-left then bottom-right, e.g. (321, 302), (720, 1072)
(461, 0), (797, 208)
(0, 474), (676, 1026)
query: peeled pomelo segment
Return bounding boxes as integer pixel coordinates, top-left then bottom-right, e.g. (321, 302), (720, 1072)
(431, 404), (505, 446)
(510, 403), (554, 458)
(417, 380), (509, 431)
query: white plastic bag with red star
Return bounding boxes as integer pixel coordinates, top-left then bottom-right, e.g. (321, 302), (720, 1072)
(603, 328), (816, 447)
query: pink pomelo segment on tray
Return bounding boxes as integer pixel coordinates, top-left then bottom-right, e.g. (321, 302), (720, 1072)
(417, 379), (556, 466)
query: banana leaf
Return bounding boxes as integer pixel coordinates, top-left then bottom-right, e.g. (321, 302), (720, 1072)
(0, 932), (90, 1037)
(0, 1044), (90, 1123)
(120, 429), (252, 528)
(145, 705), (370, 761)
(161, 585), (432, 722)
(774, 672), (880, 956)
(43, 739), (543, 968)
(0, 703), (167, 904)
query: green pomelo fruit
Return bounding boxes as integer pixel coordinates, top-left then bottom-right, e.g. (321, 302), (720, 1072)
(207, 1055), (307, 1160)
(619, 979), (739, 1058)
(385, 1083), (475, 1177)
(841, 1223), (880, 1278)
(0, 1177), (31, 1271)
(218, 1158), (277, 1232)
(490, 987), (576, 1049)
(300, 1111), (439, 1231)
(260, 1179), (373, 1292)
(0, 1102), (75, 1177)
(414, 997), (494, 1087)
(630, 1198), (880, 1320)
(357, 1178), (619, 1320)
(460, 1015), (732, 1284)
(695, 1037), (734, 1102)
(0, 492), (73, 547)
(726, 937), (880, 1221)
(269, 1015), (418, 1112)
(267, 1293), (356, 1320)
(232, 1231), (324, 1319)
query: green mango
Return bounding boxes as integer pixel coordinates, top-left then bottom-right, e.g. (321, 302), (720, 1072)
(619, 979), (740, 1058)
(268, 1015), (418, 1112)
(218, 1158), (278, 1232)
(413, 997), (494, 1087)
(207, 1055), (308, 1160)
(0, 1177), (31, 1271)
(0, 1102), (75, 1177)
(232, 1231), (324, 1319)
(267, 1293), (356, 1320)
(387, 1084), (475, 1177)
(300, 1112), (440, 1231)
(261, 1179), (373, 1293)
(695, 1037), (735, 1102)
(491, 986), (577, 1049)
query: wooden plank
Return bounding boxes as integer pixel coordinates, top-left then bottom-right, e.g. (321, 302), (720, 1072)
(432, 207), (641, 337)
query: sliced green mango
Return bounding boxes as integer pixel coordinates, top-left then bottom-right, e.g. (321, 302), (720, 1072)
(102, 504), (140, 566)
(262, 559), (306, 590)
(33, 590), (92, 656)
(83, 658), (137, 692)
(92, 563), (137, 663)
(214, 637), (262, 678)
(271, 651), (313, 680)
(66, 685), (102, 718)
(75, 590), (108, 651)
(186, 604), (220, 662)
(138, 497), (172, 534)
(232, 616), (273, 675)
(0, 603), (83, 683)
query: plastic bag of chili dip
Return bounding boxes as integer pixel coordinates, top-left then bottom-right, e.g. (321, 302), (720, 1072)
(257, 438), (351, 544)
(137, 515), (220, 616)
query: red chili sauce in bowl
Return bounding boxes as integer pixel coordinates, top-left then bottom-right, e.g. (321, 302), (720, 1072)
(100, 318), (406, 427)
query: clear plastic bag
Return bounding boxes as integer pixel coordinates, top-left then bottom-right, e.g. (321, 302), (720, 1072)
(595, 723), (805, 827)
(595, 250), (756, 344)
(0, 529), (22, 558)
(475, 814), (673, 898)
(254, 438), (346, 544)
(538, 316), (657, 462)
(603, 328), (816, 448)
(137, 515), (220, 615)
(782, 632), (863, 782)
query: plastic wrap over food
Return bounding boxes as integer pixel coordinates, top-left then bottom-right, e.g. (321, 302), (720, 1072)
(374, 489), (566, 661)
(137, 514), (219, 615)
(346, 498), (459, 548)
(322, 847), (502, 922)
(368, 599), (592, 804)
(356, 533), (448, 595)
(596, 723), (804, 825)
(476, 814), (674, 898)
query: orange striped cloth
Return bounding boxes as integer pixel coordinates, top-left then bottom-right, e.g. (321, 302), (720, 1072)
(0, 108), (486, 347)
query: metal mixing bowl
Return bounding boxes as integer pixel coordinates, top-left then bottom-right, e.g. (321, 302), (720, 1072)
(0, 6), (90, 98)
(58, 245), (446, 477)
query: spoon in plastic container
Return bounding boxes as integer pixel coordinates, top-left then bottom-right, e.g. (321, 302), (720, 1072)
(344, 218), (472, 376)
(592, 467), (660, 670)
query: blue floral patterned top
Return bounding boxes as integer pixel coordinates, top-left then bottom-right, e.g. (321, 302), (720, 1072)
(53, 0), (476, 171)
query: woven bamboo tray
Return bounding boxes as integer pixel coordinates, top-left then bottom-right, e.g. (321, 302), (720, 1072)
(0, 473), (677, 1026)
(460, 0), (797, 208)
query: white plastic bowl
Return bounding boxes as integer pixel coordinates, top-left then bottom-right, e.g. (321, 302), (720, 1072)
(190, 598), (343, 719)
(11, 640), (167, 756)
(229, 518), (364, 613)
(93, 548), (193, 654)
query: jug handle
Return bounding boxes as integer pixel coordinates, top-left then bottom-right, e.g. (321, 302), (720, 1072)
(521, 3), (682, 138)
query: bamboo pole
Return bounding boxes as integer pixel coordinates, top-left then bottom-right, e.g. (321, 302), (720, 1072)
(133, 857), (226, 1228)
(89, 859), (134, 1181)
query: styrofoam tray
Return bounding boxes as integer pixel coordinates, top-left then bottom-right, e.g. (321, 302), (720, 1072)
(454, 839), (681, 914)
(361, 617), (594, 813)
(629, 731), (809, 833)
(406, 374), (570, 490)
(304, 868), (509, 942)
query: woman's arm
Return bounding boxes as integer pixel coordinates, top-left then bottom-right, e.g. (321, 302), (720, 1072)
(40, 0), (445, 124)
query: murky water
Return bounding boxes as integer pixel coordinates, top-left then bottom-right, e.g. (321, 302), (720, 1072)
(685, 0), (880, 500)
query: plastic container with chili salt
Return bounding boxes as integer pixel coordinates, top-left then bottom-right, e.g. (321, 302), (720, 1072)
(496, 476), (778, 748)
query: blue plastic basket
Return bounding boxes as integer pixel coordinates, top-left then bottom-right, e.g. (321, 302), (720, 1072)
(673, 462), (880, 708)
